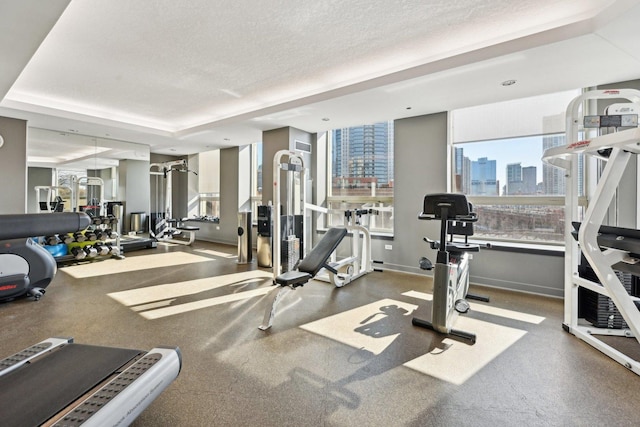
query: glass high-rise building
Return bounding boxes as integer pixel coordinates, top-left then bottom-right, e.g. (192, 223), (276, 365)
(470, 157), (498, 195)
(543, 135), (566, 195)
(332, 121), (394, 187)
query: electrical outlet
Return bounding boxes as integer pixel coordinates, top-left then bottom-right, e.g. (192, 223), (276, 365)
(385, 244), (392, 250)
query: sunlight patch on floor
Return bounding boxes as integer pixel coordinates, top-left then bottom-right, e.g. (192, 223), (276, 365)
(193, 248), (237, 258)
(404, 316), (526, 385)
(300, 299), (418, 356)
(401, 290), (545, 324)
(107, 270), (273, 318)
(61, 252), (212, 279)
(140, 287), (273, 319)
(109, 270), (272, 306)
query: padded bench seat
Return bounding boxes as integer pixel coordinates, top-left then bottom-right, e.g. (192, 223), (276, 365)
(177, 226), (200, 231)
(275, 271), (312, 287)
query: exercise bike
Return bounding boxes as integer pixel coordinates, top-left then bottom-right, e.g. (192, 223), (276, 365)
(412, 193), (489, 345)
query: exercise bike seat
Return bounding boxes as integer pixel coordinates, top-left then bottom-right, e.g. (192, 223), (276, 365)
(445, 242), (480, 253)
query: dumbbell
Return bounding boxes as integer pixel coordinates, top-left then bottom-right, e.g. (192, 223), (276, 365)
(71, 246), (86, 260)
(103, 229), (118, 239)
(83, 245), (98, 258)
(107, 243), (121, 257)
(59, 233), (74, 245)
(73, 232), (87, 243)
(85, 231), (98, 241)
(45, 235), (60, 246)
(93, 243), (110, 256)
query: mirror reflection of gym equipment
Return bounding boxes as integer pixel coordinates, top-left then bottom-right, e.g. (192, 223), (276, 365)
(33, 176), (124, 263)
(150, 159), (200, 245)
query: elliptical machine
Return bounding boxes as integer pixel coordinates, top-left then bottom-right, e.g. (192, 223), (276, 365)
(0, 212), (91, 301)
(412, 193), (488, 344)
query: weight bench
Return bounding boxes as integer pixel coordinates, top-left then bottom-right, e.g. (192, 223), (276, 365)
(259, 227), (348, 330)
(173, 225), (199, 245)
(163, 219), (199, 245)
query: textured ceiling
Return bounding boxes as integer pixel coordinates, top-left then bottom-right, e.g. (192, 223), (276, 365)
(1, 0), (639, 163)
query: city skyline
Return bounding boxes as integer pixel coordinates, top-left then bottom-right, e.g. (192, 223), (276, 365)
(455, 134), (566, 196)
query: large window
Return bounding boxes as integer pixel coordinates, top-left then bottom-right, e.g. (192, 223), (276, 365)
(453, 135), (567, 243)
(451, 90), (582, 244)
(327, 121), (394, 233)
(198, 150), (220, 220)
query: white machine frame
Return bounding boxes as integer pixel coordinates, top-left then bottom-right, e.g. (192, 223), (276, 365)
(74, 176), (105, 216)
(543, 88), (640, 374)
(313, 208), (374, 287)
(272, 150), (307, 278)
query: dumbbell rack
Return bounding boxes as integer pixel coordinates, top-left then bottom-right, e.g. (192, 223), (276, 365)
(39, 215), (124, 264)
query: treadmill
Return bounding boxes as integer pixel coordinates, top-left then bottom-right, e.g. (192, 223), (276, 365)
(0, 214), (181, 425)
(0, 337), (181, 427)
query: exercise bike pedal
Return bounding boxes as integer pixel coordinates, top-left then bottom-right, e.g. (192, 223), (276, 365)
(419, 257), (433, 270)
(454, 299), (470, 314)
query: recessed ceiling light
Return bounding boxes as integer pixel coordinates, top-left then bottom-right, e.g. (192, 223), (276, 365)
(406, 107), (412, 110)
(501, 79), (517, 86)
(321, 117), (330, 121)
(223, 138), (230, 141)
(169, 148), (176, 152)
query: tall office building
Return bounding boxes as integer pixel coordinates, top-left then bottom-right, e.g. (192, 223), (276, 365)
(542, 135), (566, 195)
(505, 163), (537, 195)
(470, 157), (498, 195)
(454, 147), (473, 194)
(506, 162), (522, 195)
(332, 121), (394, 187)
(522, 166), (537, 194)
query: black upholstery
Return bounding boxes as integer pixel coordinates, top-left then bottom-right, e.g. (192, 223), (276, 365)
(275, 227), (347, 287)
(0, 213), (91, 240)
(419, 193), (476, 221)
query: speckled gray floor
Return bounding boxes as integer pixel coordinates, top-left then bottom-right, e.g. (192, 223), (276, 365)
(2, 240), (640, 426)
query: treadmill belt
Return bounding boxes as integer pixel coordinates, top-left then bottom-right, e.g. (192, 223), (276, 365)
(0, 343), (142, 427)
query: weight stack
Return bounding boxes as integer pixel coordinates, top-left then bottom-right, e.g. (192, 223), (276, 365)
(282, 236), (299, 273)
(578, 254), (635, 329)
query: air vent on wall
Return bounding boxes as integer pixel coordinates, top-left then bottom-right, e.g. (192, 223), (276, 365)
(294, 140), (311, 153)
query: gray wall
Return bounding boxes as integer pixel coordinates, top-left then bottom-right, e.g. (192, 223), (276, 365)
(0, 117), (28, 214)
(262, 127), (291, 206)
(119, 159), (150, 233)
(381, 113), (449, 272)
(219, 147), (240, 244)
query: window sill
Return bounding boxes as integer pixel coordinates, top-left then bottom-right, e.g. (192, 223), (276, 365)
(468, 239), (564, 256)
